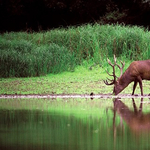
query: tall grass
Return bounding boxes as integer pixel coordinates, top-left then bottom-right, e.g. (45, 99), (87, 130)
(0, 40), (75, 77)
(1, 23), (150, 77)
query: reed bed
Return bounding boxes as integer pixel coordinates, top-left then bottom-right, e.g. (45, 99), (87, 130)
(1, 23), (150, 77)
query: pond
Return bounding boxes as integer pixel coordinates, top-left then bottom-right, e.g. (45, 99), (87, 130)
(0, 98), (150, 150)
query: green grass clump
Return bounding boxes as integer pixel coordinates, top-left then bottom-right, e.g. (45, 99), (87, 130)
(0, 40), (75, 77)
(1, 23), (150, 77)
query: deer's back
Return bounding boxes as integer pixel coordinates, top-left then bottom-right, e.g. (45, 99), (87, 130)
(128, 60), (150, 80)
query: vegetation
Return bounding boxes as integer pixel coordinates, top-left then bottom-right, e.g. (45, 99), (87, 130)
(1, 23), (150, 95)
(1, 64), (150, 95)
(1, 24), (150, 78)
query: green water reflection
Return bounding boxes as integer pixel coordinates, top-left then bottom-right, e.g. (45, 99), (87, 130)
(0, 98), (150, 150)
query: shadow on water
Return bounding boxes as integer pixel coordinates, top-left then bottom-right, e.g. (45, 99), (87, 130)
(0, 98), (150, 150)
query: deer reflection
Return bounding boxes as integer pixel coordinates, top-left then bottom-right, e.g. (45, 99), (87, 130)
(113, 98), (150, 136)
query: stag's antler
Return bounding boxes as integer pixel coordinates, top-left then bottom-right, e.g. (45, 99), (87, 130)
(103, 55), (125, 85)
(104, 55), (117, 85)
(116, 60), (125, 78)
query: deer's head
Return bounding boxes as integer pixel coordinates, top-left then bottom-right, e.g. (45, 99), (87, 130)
(104, 55), (125, 95)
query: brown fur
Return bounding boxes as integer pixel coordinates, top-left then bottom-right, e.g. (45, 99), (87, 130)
(114, 60), (150, 95)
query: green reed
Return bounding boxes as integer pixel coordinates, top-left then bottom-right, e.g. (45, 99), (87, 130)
(1, 23), (150, 77)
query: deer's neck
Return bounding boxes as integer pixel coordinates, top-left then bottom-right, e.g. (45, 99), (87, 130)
(118, 69), (133, 87)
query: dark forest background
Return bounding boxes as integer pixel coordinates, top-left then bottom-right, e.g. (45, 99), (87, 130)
(1, 0), (150, 32)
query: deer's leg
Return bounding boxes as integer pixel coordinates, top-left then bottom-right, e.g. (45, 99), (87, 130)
(137, 76), (143, 96)
(132, 81), (137, 95)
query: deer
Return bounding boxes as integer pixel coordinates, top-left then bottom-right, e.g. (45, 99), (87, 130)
(104, 55), (150, 95)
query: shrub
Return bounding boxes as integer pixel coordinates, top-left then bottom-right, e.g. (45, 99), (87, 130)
(1, 24), (150, 77)
(0, 40), (75, 77)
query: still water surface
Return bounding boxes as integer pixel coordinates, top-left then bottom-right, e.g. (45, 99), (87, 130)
(0, 98), (150, 150)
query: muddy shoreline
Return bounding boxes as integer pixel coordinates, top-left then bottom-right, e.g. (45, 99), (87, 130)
(0, 94), (150, 99)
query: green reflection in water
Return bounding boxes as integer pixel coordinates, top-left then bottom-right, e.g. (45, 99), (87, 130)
(0, 98), (150, 150)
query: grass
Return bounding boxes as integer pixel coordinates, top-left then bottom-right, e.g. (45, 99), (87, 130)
(1, 23), (150, 77)
(1, 62), (150, 95)
(1, 23), (150, 95)
(0, 64), (106, 94)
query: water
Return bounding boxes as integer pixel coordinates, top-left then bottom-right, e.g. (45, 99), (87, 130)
(0, 98), (150, 150)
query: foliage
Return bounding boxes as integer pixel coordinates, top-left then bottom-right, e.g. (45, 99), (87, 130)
(0, 40), (75, 77)
(1, 23), (150, 77)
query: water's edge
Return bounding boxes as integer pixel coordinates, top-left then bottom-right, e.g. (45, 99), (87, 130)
(0, 94), (150, 99)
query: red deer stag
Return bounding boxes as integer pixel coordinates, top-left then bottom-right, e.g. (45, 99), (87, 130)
(104, 55), (150, 95)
